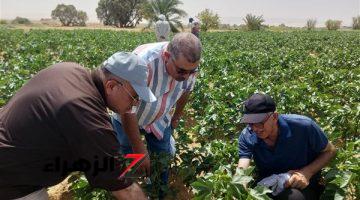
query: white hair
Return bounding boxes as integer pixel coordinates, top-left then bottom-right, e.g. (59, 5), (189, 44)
(167, 32), (202, 63)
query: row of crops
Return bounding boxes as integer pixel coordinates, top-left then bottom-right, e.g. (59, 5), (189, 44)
(0, 28), (359, 199)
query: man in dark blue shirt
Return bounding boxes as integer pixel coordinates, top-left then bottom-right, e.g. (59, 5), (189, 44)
(238, 93), (336, 200)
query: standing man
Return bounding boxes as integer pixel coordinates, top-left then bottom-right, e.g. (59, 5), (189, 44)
(155, 14), (171, 42)
(191, 21), (200, 38)
(237, 93), (336, 200)
(0, 52), (155, 200)
(111, 32), (202, 197)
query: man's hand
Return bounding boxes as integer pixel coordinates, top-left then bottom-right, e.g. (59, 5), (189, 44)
(285, 142), (336, 190)
(285, 170), (311, 189)
(237, 158), (251, 169)
(171, 91), (190, 129)
(120, 113), (150, 176)
(129, 146), (150, 177)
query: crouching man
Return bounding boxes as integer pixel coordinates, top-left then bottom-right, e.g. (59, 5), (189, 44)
(237, 93), (336, 200)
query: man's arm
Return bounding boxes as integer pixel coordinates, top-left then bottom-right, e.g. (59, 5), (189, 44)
(237, 129), (253, 169)
(287, 142), (336, 189)
(120, 113), (150, 176)
(237, 158), (251, 169)
(171, 91), (190, 128)
(112, 183), (147, 200)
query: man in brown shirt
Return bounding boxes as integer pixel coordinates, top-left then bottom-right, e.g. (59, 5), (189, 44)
(0, 52), (156, 200)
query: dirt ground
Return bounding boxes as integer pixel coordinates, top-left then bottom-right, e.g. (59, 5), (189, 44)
(47, 173), (193, 200)
(166, 173), (194, 200)
(48, 177), (73, 200)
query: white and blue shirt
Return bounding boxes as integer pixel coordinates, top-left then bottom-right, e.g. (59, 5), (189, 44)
(115, 42), (196, 140)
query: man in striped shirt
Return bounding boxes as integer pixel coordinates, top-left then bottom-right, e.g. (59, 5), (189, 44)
(110, 33), (202, 197)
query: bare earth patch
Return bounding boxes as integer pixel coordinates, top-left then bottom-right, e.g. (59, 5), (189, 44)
(48, 176), (73, 200)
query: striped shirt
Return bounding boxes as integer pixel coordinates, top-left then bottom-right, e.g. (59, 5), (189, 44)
(115, 42), (197, 140)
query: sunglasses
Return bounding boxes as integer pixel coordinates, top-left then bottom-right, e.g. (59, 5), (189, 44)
(171, 57), (199, 75)
(248, 113), (273, 128)
(112, 79), (139, 102)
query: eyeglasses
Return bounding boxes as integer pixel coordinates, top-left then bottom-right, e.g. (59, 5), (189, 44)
(112, 79), (139, 103)
(171, 57), (199, 75)
(248, 113), (273, 128)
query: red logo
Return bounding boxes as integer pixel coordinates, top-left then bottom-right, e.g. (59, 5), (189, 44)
(119, 154), (146, 178)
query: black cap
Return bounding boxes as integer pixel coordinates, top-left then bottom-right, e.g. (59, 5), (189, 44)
(240, 93), (276, 123)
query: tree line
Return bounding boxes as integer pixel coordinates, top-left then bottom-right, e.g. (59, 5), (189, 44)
(51, 0), (188, 31)
(3, 0), (360, 31)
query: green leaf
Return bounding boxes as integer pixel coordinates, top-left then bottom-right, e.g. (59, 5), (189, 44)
(191, 179), (213, 199)
(248, 186), (272, 200)
(333, 189), (346, 200)
(330, 171), (352, 188)
(231, 167), (254, 185)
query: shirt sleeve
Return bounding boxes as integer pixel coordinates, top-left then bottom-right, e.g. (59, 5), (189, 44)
(133, 44), (150, 57)
(238, 128), (253, 159)
(57, 98), (133, 191)
(308, 119), (329, 153)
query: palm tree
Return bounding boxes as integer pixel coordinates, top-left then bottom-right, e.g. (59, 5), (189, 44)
(142, 0), (187, 32)
(243, 14), (264, 31)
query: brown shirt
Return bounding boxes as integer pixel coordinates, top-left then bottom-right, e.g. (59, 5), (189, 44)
(0, 63), (131, 199)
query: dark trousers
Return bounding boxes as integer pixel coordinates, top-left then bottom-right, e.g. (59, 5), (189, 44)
(270, 184), (324, 200)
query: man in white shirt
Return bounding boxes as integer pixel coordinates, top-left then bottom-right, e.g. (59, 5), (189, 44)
(155, 14), (171, 42)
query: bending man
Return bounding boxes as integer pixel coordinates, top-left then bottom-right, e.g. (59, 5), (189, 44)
(0, 52), (155, 200)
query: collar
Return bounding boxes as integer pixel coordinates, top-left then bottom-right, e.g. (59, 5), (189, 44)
(278, 115), (292, 140)
(91, 69), (106, 105)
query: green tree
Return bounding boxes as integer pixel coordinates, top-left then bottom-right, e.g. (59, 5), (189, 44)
(96, 0), (113, 25)
(51, 4), (77, 26)
(243, 14), (264, 31)
(306, 19), (317, 30)
(141, 0), (187, 32)
(196, 9), (220, 32)
(73, 11), (88, 26)
(325, 19), (342, 30)
(51, 4), (88, 26)
(11, 17), (31, 25)
(96, 0), (144, 27)
(352, 16), (360, 30)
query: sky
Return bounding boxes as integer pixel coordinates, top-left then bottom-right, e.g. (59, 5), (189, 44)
(1, 0), (359, 27)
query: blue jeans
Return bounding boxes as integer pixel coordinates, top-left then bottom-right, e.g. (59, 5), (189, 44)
(111, 116), (173, 185)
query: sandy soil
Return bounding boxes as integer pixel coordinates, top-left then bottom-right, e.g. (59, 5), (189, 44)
(48, 177), (73, 200)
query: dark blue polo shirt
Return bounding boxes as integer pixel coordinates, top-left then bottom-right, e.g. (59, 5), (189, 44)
(238, 114), (328, 181)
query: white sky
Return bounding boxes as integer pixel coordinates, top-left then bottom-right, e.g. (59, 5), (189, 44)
(0, 0), (359, 27)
